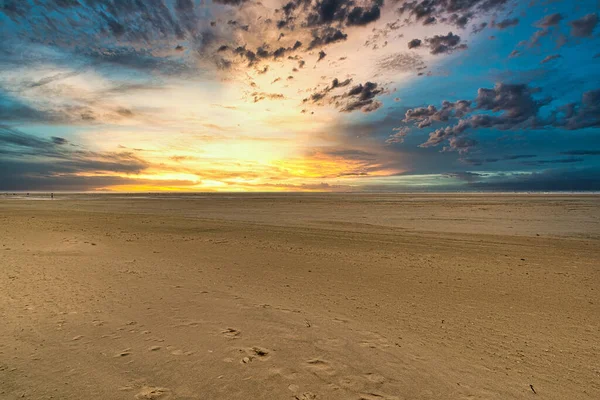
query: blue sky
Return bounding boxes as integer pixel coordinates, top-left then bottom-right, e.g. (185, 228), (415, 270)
(1, 0), (599, 191)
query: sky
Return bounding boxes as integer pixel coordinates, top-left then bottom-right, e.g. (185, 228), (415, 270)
(1, 0), (599, 192)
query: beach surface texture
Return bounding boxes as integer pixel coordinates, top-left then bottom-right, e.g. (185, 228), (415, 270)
(1, 193), (598, 399)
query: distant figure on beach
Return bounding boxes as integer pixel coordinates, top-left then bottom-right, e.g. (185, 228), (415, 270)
(51, 193), (54, 199)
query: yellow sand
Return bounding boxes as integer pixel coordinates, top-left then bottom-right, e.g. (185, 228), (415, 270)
(0, 194), (598, 399)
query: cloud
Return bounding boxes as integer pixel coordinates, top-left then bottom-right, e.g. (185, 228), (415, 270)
(0, 125), (150, 182)
(51, 136), (69, 145)
(303, 77), (353, 103)
(508, 49), (521, 58)
(299, 79), (385, 113)
(425, 32), (467, 55)
(86, 47), (192, 75)
(466, 168), (600, 192)
(346, 2), (382, 26)
(337, 82), (384, 113)
(403, 100), (472, 128)
(398, 0), (510, 29)
(520, 158), (583, 166)
(541, 54), (561, 64)
(442, 136), (478, 154)
(559, 150), (600, 156)
(409, 83), (552, 151)
(552, 89), (600, 130)
(385, 127), (410, 144)
(304, 0), (383, 28)
(214, 0), (251, 6)
(250, 92), (285, 103)
(408, 39), (422, 49)
(0, 91), (59, 123)
(462, 154), (537, 165)
(407, 83), (600, 153)
(436, 169), (600, 192)
(493, 18), (519, 29)
(443, 171), (483, 183)
(535, 13), (563, 28)
(307, 27), (348, 49)
(525, 28), (552, 47)
(375, 52), (426, 73)
(472, 22), (487, 34)
(569, 13), (598, 37)
(474, 83), (549, 125)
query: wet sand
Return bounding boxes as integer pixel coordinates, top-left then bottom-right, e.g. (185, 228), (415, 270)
(1, 194), (599, 399)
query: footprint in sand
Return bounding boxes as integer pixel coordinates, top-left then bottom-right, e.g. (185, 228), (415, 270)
(358, 331), (391, 350)
(289, 384), (318, 400)
(365, 373), (386, 384)
(241, 346), (271, 363)
(306, 359), (336, 376)
(294, 393), (317, 400)
(221, 328), (240, 338)
(135, 386), (171, 399)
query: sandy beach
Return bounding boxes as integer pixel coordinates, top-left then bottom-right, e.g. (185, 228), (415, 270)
(0, 194), (599, 400)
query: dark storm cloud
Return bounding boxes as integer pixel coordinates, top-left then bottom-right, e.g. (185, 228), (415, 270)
(569, 13), (598, 38)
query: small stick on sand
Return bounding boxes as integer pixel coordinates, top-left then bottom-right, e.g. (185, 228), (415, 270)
(530, 384), (537, 394)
